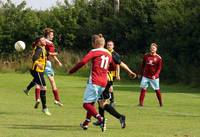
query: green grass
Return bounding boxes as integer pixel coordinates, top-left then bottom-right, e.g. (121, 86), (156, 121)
(0, 72), (200, 137)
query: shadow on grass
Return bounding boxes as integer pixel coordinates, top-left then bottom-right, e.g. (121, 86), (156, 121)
(7, 124), (80, 131)
(166, 114), (200, 117)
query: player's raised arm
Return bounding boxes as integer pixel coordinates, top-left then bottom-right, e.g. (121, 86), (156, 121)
(68, 51), (94, 74)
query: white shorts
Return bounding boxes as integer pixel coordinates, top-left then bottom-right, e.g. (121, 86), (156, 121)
(45, 60), (54, 76)
(83, 83), (105, 103)
(140, 76), (160, 90)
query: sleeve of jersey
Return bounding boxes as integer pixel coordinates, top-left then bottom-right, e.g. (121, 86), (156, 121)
(48, 46), (55, 53)
(32, 47), (42, 62)
(140, 56), (146, 75)
(45, 43), (55, 54)
(154, 58), (162, 78)
(69, 51), (94, 74)
(112, 52), (121, 64)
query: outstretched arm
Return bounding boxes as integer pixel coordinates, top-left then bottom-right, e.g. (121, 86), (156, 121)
(69, 51), (93, 74)
(115, 64), (120, 80)
(120, 61), (137, 79)
(53, 55), (62, 67)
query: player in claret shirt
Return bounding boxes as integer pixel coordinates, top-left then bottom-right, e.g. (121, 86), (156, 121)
(69, 34), (111, 132)
(138, 43), (163, 107)
(43, 28), (63, 107)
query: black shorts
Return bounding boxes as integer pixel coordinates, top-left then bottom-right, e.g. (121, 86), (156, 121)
(99, 81), (113, 100)
(30, 70), (46, 86)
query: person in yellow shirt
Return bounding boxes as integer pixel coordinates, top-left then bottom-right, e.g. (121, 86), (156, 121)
(30, 36), (51, 116)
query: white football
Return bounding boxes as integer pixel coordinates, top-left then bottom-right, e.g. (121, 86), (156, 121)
(14, 41), (26, 52)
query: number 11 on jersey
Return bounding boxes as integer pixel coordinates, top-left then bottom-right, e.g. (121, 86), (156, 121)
(100, 55), (109, 69)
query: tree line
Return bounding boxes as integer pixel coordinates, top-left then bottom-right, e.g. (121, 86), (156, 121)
(0, 0), (199, 85)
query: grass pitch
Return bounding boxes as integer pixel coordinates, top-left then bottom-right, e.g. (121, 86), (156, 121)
(0, 73), (200, 137)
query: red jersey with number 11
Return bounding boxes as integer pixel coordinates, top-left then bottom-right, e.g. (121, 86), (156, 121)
(69, 48), (112, 87)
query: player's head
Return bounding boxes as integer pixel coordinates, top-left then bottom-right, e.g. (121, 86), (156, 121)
(106, 40), (114, 51)
(150, 43), (158, 54)
(150, 43), (158, 53)
(43, 28), (54, 41)
(91, 34), (105, 48)
(32, 36), (46, 48)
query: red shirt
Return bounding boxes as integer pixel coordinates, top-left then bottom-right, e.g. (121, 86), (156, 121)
(45, 39), (55, 53)
(69, 48), (112, 87)
(141, 53), (162, 79)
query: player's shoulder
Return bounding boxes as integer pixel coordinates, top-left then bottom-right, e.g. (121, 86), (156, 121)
(91, 48), (111, 55)
(144, 53), (150, 57)
(45, 39), (54, 46)
(34, 46), (43, 52)
(155, 54), (162, 59)
(112, 50), (120, 56)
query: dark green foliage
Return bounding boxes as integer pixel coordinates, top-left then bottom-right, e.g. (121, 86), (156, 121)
(0, 0), (199, 85)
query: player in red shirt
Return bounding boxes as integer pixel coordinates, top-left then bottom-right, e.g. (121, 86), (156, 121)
(138, 43), (163, 107)
(69, 34), (110, 132)
(42, 28), (63, 106)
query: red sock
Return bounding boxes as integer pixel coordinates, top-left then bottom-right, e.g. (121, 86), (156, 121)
(139, 88), (146, 106)
(83, 112), (92, 126)
(86, 111), (92, 120)
(155, 89), (163, 106)
(53, 89), (60, 101)
(83, 103), (102, 121)
(35, 88), (40, 101)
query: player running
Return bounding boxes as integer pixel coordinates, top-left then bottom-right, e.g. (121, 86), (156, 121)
(69, 34), (111, 132)
(138, 43), (163, 107)
(93, 40), (137, 129)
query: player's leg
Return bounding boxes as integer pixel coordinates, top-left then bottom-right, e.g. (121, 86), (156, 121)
(30, 71), (41, 108)
(139, 76), (149, 106)
(82, 84), (105, 131)
(98, 81), (112, 118)
(23, 70), (36, 95)
(99, 100), (126, 128)
(45, 61), (63, 106)
(47, 75), (63, 106)
(109, 85), (115, 107)
(23, 79), (35, 95)
(150, 78), (163, 106)
(93, 82), (111, 126)
(34, 85), (41, 109)
(80, 103), (93, 130)
(99, 85), (126, 128)
(38, 72), (51, 115)
(40, 86), (51, 116)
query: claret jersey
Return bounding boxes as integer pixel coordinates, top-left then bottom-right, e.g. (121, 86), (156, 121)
(69, 48), (112, 87)
(141, 53), (162, 79)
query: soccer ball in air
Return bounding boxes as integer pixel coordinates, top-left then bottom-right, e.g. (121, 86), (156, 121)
(14, 41), (26, 52)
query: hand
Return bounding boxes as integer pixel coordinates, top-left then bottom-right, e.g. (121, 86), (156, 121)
(58, 62), (63, 67)
(37, 64), (44, 70)
(152, 76), (156, 79)
(116, 75), (121, 81)
(129, 72), (137, 79)
(137, 74), (141, 79)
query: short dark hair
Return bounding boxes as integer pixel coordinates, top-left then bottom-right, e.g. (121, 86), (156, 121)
(151, 43), (158, 48)
(43, 28), (54, 37)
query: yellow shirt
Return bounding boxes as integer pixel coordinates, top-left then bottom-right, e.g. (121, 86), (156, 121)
(31, 45), (46, 72)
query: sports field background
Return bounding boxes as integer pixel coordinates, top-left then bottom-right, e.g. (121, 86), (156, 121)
(0, 73), (199, 137)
